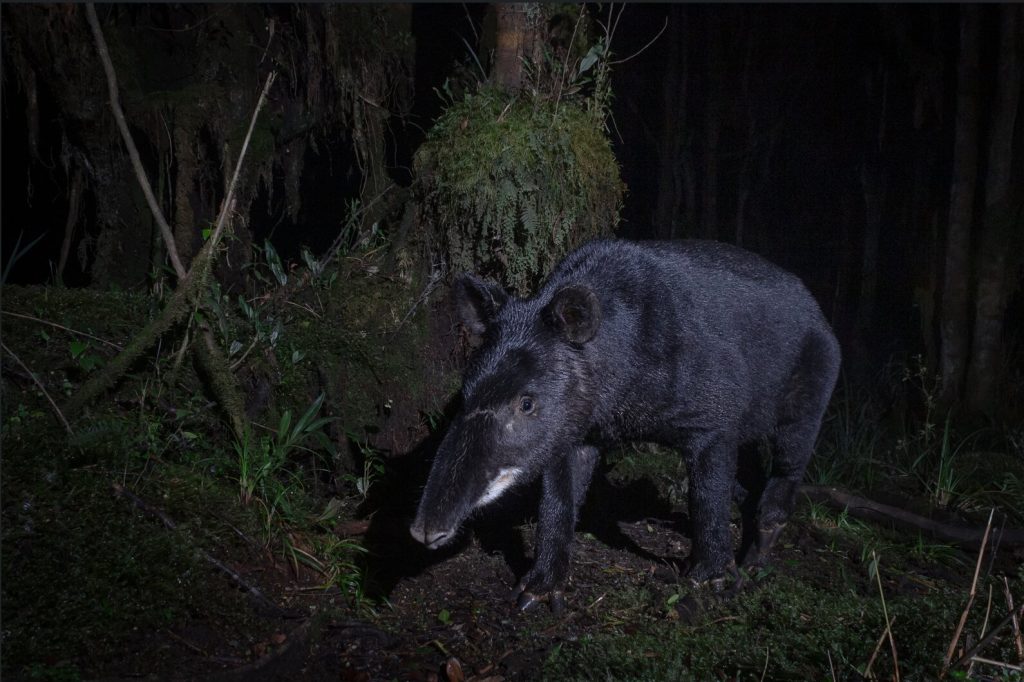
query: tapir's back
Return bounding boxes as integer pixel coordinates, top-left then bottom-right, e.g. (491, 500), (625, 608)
(539, 238), (839, 439)
(543, 238), (831, 340)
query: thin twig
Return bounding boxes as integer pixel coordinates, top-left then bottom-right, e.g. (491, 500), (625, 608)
(552, 6), (587, 117)
(2, 310), (124, 350)
(827, 650), (837, 682)
(942, 509), (995, 677)
(609, 15), (668, 66)
(389, 267), (444, 338)
(164, 628), (209, 656)
(864, 614), (898, 679)
(607, 3), (624, 49)
(461, 3), (479, 45)
(85, 3), (186, 280)
(1005, 576), (1024, 661)
(970, 656), (1024, 672)
(229, 337), (260, 372)
(211, 71), (277, 253)
(872, 551), (900, 682)
(967, 584), (995, 678)
(317, 183), (395, 271)
(283, 299), (322, 320)
(759, 646), (770, 682)
(1, 341), (73, 434)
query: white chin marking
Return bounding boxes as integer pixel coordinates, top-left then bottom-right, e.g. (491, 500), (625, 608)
(476, 467), (522, 507)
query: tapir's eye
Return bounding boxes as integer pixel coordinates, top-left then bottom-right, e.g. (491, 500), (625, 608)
(518, 396), (536, 415)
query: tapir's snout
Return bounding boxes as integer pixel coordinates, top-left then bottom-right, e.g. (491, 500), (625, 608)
(409, 519), (456, 549)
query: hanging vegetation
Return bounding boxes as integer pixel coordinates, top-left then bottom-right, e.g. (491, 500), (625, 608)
(414, 7), (624, 294)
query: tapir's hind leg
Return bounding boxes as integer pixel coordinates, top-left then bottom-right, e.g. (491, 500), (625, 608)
(734, 441), (768, 563)
(747, 330), (840, 568)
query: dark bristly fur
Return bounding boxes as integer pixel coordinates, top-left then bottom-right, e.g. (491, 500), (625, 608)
(411, 239), (841, 611)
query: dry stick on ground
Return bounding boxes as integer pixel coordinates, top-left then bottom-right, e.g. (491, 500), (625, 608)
(1, 310), (125, 351)
(111, 482), (291, 618)
(1005, 577), (1024, 661)
(758, 646), (770, 682)
(872, 551), (900, 682)
(941, 509), (994, 678)
(864, 614), (899, 679)
(951, 604), (1024, 672)
(1, 341), (73, 434)
(967, 584), (996, 678)
(69, 3), (277, 440)
(800, 485), (1024, 549)
(969, 656), (1024, 673)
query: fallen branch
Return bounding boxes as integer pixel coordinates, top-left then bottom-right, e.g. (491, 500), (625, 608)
(67, 6), (277, 441)
(800, 485), (1024, 549)
(85, 3), (186, 280)
(1, 310), (124, 351)
(111, 482), (291, 618)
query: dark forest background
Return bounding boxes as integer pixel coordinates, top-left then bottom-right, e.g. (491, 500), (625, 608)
(3, 4), (1022, 416)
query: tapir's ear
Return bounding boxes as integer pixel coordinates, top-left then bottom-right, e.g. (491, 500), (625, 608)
(452, 274), (508, 336)
(543, 285), (601, 345)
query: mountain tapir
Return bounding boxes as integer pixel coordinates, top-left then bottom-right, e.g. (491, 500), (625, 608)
(410, 239), (840, 612)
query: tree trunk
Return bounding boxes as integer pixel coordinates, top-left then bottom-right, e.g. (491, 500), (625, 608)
(493, 3), (540, 93)
(89, 142), (150, 289)
(173, 123), (199, 268)
(939, 5), (980, 407)
(965, 4), (1021, 415)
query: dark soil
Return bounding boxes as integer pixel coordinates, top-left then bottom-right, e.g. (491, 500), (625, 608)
(11, 457), (1020, 682)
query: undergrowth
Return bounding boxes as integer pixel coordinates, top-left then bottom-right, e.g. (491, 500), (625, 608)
(3, 253), (1022, 680)
(0, 240), (421, 677)
(811, 356), (1024, 525)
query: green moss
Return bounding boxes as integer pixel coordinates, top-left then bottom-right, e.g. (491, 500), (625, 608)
(416, 87), (624, 294)
(0, 418), (260, 678)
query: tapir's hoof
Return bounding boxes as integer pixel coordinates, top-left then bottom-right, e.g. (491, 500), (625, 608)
(515, 589), (566, 614)
(753, 524), (786, 565)
(686, 560), (739, 592)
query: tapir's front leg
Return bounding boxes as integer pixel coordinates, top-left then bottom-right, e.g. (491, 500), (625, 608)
(514, 444), (598, 613)
(685, 430), (740, 590)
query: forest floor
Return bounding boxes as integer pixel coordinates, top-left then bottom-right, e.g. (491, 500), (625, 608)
(4, 436), (1023, 682)
(3, 285), (1024, 681)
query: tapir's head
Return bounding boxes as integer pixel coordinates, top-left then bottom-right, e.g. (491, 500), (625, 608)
(410, 273), (601, 549)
